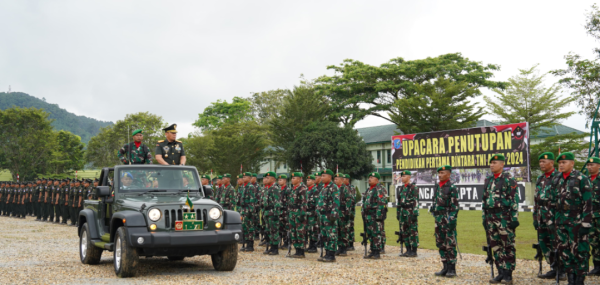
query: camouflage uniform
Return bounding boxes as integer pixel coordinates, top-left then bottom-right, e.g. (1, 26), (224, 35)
(482, 173), (519, 272)
(348, 184), (358, 246)
(337, 182), (353, 251)
(534, 169), (560, 267)
(68, 183), (77, 225)
(279, 185), (290, 244)
(237, 182), (257, 244)
(396, 182), (419, 249)
(361, 183), (387, 252)
(0, 183), (5, 215)
(118, 142), (152, 164)
(550, 169), (592, 277)
(252, 182), (262, 241)
(306, 184), (321, 246)
(432, 180), (459, 265)
(213, 184), (223, 204)
(317, 181), (340, 252)
(590, 174), (600, 266)
(288, 181), (308, 250)
(220, 183), (237, 211)
(260, 182), (281, 248)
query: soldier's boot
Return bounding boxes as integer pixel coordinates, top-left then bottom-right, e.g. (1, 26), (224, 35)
(268, 246), (279, 255)
(259, 240), (268, 247)
(263, 246), (270, 255)
(589, 261), (600, 275)
(292, 248), (305, 258)
(500, 269), (512, 284)
(558, 270), (567, 281)
(575, 274), (585, 285)
(339, 246), (347, 256)
(408, 246), (418, 257)
(347, 245), (355, 251)
(445, 263), (457, 278)
(323, 251), (336, 262)
(280, 239), (289, 250)
(239, 241), (247, 252)
(306, 241), (317, 253)
(245, 241), (254, 252)
(380, 247), (385, 254)
(370, 249), (380, 259)
(434, 262), (448, 277)
(567, 273), (576, 285)
(490, 267), (504, 284)
(538, 266), (556, 279)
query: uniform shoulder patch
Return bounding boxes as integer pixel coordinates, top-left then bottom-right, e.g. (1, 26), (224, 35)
(176, 140), (182, 143)
(157, 140), (164, 143)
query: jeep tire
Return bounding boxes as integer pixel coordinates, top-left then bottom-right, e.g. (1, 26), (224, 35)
(80, 223), (103, 265)
(211, 243), (238, 271)
(114, 227), (139, 278)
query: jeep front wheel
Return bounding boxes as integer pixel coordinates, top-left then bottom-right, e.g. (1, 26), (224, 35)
(114, 227), (139, 278)
(80, 223), (103, 264)
(211, 243), (237, 271)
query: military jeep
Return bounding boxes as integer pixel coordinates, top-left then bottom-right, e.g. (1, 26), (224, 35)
(77, 165), (242, 278)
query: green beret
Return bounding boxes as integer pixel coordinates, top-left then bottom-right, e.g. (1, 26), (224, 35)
(334, 173), (344, 178)
(307, 174), (315, 180)
(489, 153), (505, 163)
(321, 169), (334, 176)
(252, 173), (258, 177)
(223, 173), (231, 178)
(437, 165), (452, 172)
(587, 157), (600, 164)
(244, 172), (252, 177)
(314, 172), (322, 176)
(556, 152), (575, 162)
(201, 175), (210, 180)
(217, 175), (223, 179)
(291, 172), (303, 177)
(132, 129), (143, 136)
(538, 152), (555, 161)
(368, 172), (381, 180)
(264, 171), (276, 178)
(401, 170), (412, 176)
(237, 174), (243, 179)
(343, 174), (350, 179)
(278, 174), (288, 179)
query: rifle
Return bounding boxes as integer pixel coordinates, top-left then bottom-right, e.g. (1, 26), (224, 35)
(448, 213), (462, 260)
(551, 248), (560, 285)
(483, 229), (495, 279)
(394, 231), (403, 256)
(318, 232), (324, 258)
(532, 243), (543, 277)
(285, 230), (292, 257)
(360, 213), (368, 258)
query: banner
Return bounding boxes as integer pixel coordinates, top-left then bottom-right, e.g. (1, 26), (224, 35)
(392, 122), (530, 205)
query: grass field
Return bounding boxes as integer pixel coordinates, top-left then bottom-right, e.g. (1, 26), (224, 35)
(354, 207), (538, 260)
(0, 170), (101, 181)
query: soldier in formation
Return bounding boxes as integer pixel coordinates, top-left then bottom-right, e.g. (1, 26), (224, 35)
(396, 170), (419, 257)
(343, 174), (357, 251)
(260, 172), (281, 255)
(335, 173), (352, 257)
(432, 165), (459, 278)
(306, 173), (321, 253)
(317, 169), (339, 262)
(278, 174), (290, 249)
(288, 172), (308, 258)
(361, 172), (387, 260)
(587, 156), (600, 276)
(219, 174), (236, 211)
(238, 172), (257, 252)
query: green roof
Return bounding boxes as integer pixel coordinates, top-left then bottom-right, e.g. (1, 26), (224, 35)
(356, 120), (585, 143)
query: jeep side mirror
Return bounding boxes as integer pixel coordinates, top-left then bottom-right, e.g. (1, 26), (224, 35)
(97, 186), (110, 197)
(202, 185), (213, 198)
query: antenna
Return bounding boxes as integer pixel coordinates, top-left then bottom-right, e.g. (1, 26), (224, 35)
(7, 85), (11, 93)
(128, 125), (131, 165)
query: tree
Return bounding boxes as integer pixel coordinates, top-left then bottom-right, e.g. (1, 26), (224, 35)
(315, 53), (506, 126)
(193, 97), (254, 132)
(249, 89), (288, 125)
(47, 130), (85, 175)
(530, 132), (588, 176)
(486, 65), (575, 136)
(205, 121), (270, 177)
(180, 132), (214, 174)
(86, 112), (165, 168)
(552, 4), (600, 127)
(287, 121), (373, 179)
(389, 78), (484, 134)
(0, 107), (54, 181)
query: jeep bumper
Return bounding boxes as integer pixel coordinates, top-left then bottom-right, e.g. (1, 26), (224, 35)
(126, 224), (242, 248)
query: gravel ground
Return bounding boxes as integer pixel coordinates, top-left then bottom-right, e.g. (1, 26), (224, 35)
(1, 216), (599, 284)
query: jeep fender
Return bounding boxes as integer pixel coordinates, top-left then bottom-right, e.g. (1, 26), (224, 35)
(78, 209), (100, 239)
(223, 210), (241, 224)
(110, 211), (148, 245)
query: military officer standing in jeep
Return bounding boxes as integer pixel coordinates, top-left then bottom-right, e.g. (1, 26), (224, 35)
(155, 124), (186, 166)
(118, 129), (153, 165)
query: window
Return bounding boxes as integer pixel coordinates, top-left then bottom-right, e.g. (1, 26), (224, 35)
(284, 163), (287, 169)
(377, 150), (381, 164)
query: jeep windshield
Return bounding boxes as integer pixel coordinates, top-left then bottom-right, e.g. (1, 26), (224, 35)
(117, 167), (200, 192)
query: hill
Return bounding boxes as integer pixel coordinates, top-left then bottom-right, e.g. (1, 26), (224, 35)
(0, 92), (113, 144)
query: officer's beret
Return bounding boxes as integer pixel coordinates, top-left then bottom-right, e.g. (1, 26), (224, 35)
(335, 173), (344, 178)
(489, 154), (505, 163)
(321, 169), (334, 176)
(307, 174), (315, 180)
(401, 170), (412, 176)
(252, 173), (258, 177)
(163, 124), (177, 133)
(223, 173), (231, 178)
(132, 129), (143, 136)
(556, 152), (575, 162)
(264, 171), (276, 178)
(437, 165), (452, 172)
(291, 172), (303, 178)
(278, 174), (288, 179)
(237, 174), (243, 179)
(314, 172), (322, 176)
(343, 174), (350, 179)
(217, 175), (223, 179)
(369, 172), (381, 180)
(588, 157), (600, 164)
(243, 172), (252, 177)
(538, 152), (555, 161)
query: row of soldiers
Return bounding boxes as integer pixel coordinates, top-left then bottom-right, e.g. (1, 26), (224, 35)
(0, 178), (99, 226)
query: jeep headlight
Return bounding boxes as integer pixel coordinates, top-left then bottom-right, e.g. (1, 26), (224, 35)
(148, 208), (162, 222)
(209, 207), (221, 220)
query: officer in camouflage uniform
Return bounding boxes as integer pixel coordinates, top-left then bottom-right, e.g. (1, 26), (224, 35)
(45, 179), (54, 222)
(59, 179), (69, 224)
(220, 174), (236, 210)
(288, 172), (308, 258)
(551, 152), (592, 284)
(238, 172), (257, 252)
(214, 175), (223, 203)
(85, 179), (94, 200)
(251, 173), (265, 243)
(6, 182), (13, 217)
(334, 173), (352, 257)
(200, 175), (211, 199)
(118, 129), (152, 165)
(40, 179), (49, 221)
(482, 154), (519, 284)
(68, 180), (77, 226)
(32, 179), (40, 218)
(155, 124), (186, 166)
(316, 169), (340, 262)
(344, 174), (357, 251)
(306, 173), (320, 253)
(0, 182), (5, 216)
(588, 156), (600, 275)
(534, 152), (564, 279)
(432, 165), (459, 278)
(396, 170), (419, 257)
(260, 172), (281, 255)
(278, 174), (291, 249)
(362, 172), (387, 260)
(35, 179), (44, 221)
(9, 182), (16, 217)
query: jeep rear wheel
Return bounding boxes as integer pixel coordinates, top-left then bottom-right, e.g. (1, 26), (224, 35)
(114, 227), (139, 278)
(80, 223), (103, 264)
(211, 243), (237, 271)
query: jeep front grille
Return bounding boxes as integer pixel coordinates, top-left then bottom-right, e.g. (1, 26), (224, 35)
(163, 208), (204, 229)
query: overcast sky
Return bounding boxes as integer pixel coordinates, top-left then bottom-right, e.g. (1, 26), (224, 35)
(1, 1), (598, 137)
